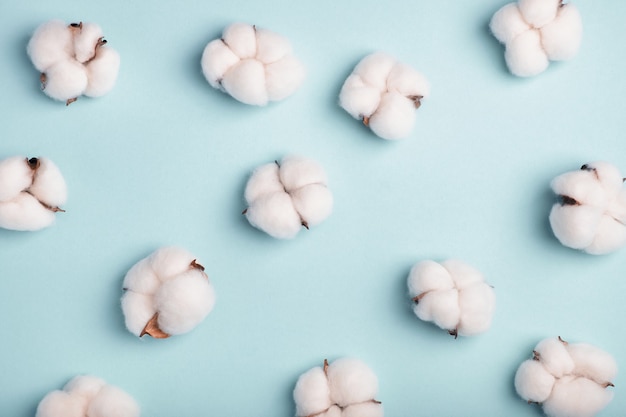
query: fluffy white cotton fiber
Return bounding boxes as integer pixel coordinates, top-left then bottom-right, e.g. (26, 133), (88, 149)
(243, 156), (332, 239)
(0, 156), (66, 231)
(201, 22), (305, 105)
(490, 0), (582, 77)
(121, 246), (216, 338)
(293, 358), (382, 417)
(36, 375), (139, 417)
(514, 337), (616, 417)
(27, 20), (120, 105)
(339, 52), (429, 140)
(549, 161), (626, 254)
(407, 259), (495, 337)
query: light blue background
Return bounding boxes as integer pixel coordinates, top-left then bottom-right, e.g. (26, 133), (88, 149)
(1, 1), (625, 416)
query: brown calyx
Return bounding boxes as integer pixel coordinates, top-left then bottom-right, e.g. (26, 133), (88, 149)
(140, 312), (170, 339)
(558, 336), (568, 345)
(448, 328), (459, 339)
(24, 158), (66, 213)
(362, 116), (370, 126)
(533, 350), (540, 361)
(409, 95), (423, 109)
(558, 195), (579, 206)
(39, 73), (47, 90)
(66, 97), (78, 106)
(604, 382), (615, 388)
(412, 293), (426, 303)
(68, 22), (83, 31)
(190, 259), (206, 272)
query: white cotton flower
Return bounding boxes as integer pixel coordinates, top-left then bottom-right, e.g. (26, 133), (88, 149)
(549, 161), (626, 255)
(0, 156), (67, 231)
(339, 52), (429, 140)
(514, 337), (616, 417)
(27, 20), (120, 105)
(490, 0), (582, 77)
(407, 259), (495, 338)
(243, 156), (333, 239)
(201, 22), (305, 105)
(293, 358), (383, 417)
(121, 247), (216, 338)
(36, 375), (140, 417)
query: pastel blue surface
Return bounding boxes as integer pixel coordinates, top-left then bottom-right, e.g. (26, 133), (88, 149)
(1, 1), (625, 416)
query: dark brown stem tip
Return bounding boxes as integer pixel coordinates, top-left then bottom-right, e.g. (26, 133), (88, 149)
(362, 116), (370, 126)
(51, 207), (65, 213)
(372, 399), (382, 405)
(190, 259), (205, 271)
(533, 350), (540, 361)
(558, 195), (579, 206)
(27, 157), (40, 170)
(66, 97), (78, 106)
(605, 382), (615, 388)
(242, 208), (248, 215)
(69, 22), (83, 29)
(448, 329), (458, 339)
(323, 359), (329, 374)
(558, 336), (568, 345)
(302, 221), (309, 230)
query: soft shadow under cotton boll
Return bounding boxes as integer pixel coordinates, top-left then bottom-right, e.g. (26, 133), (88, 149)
(293, 358), (383, 417)
(514, 337), (617, 417)
(121, 246), (216, 339)
(201, 22), (305, 105)
(243, 156), (332, 239)
(36, 375), (139, 417)
(0, 156), (67, 231)
(548, 161), (626, 254)
(339, 52), (429, 140)
(407, 259), (495, 338)
(489, 0), (582, 77)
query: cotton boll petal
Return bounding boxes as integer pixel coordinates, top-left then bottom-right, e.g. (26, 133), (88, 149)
(342, 402), (383, 417)
(549, 204), (603, 250)
(121, 291), (156, 336)
(221, 59), (268, 105)
(123, 258), (160, 295)
(36, 390), (85, 417)
(490, 3), (531, 44)
(255, 28), (291, 64)
(293, 367), (332, 416)
(245, 192), (302, 239)
(222, 22), (257, 59)
(291, 184), (333, 227)
(540, 4), (582, 61)
(0, 193), (56, 231)
(505, 30), (549, 77)
(339, 74), (382, 119)
(27, 20), (73, 72)
(265, 55), (305, 101)
(148, 246), (195, 281)
(442, 259), (484, 290)
(518, 0), (560, 28)
(155, 270), (215, 335)
(353, 52), (396, 91)
(567, 343), (618, 385)
(585, 216), (626, 255)
(368, 92), (416, 140)
(0, 156), (33, 202)
(514, 359), (556, 403)
(43, 60), (88, 101)
(414, 289), (460, 331)
(201, 39), (241, 89)
(550, 171), (606, 207)
(543, 376), (613, 417)
(244, 163), (283, 203)
(29, 158), (67, 208)
(84, 47), (121, 97)
(592, 161), (625, 195)
(386, 62), (430, 98)
(457, 283), (495, 336)
(407, 260), (455, 297)
(63, 375), (106, 401)
(87, 384), (140, 417)
(327, 358), (378, 407)
(279, 156), (327, 191)
(73, 22), (104, 63)
(534, 337), (575, 378)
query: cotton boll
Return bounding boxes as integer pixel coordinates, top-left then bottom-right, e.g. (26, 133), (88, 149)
(518, 0), (560, 28)
(407, 260), (455, 296)
(29, 158), (68, 208)
(155, 270), (216, 335)
(567, 343), (618, 385)
(353, 52), (396, 91)
(540, 4), (583, 61)
(327, 358), (378, 407)
(35, 390), (85, 417)
(255, 28), (292, 64)
(264, 55), (305, 101)
(123, 258), (160, 295)
(27, 20), (73, 72)
(293, 366), (332, 416)
(148, 246), (195, 281)
(490, 3), (531, 45)
(442, 259), (484, 290)
(339, 75), (382, 119)
(87, 384), (140, 417)
(278, 156), (327, 192)
(0, 156), (34, 202)
(201, 40), (240, 88)
(386, 62), (430, 99)
(222, 22), (257, 59)
(543, 376), (613, 417)
(549, 204), (602, 250)
(63, 375), (106, 402)
(42, 60), (89, 102)
(0, 193), (56, 231)
(121, 291), (157, 336)
(534, 337), (575, 378)
(514, 360), (556, 403)
(244, 163), (283, 203)
(290, 185), (333, 227)
(342, 402), (383, 417)
(457, 283), (496, 336)
(414, 289), (461, 331)
(73, 22), (104, 63)
(245, 192), (302, 239)
(84, 47), (121, 97)
(368, 92), (416, 140)
(505, 30), (549, 77)
(221, 59), (269, 105)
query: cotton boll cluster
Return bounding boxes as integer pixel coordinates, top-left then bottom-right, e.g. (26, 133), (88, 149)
(293, 358), (383, 417)
(549, 162), (626, 255)
(407, 259), (495, 338)
(121, 247), (216, 339)
(27, 20), (120, 105)
(490, 0), (582, 77)
(339, 52), (429, 140)
(201, 22), (305, 105)
(243, 156), (333, 239)
(0, 156), (67, 231)
(515, 337), (616, 417)
(36, 375), (140, 417)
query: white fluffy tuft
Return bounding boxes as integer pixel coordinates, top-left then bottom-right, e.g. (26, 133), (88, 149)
(293, 367), (332, 417)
